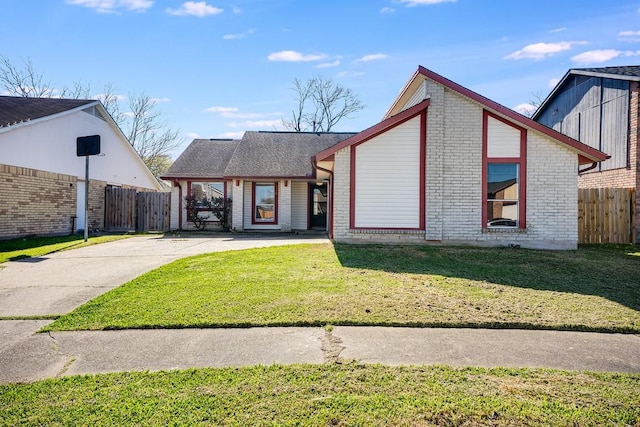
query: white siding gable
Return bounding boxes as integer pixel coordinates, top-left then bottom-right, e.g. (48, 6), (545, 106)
(487, 116), (520, 158)
(354, 116), (421, 228)
(401, 80), (427, 112)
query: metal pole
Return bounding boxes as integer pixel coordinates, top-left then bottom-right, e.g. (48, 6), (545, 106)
(84, 155), (89, 242)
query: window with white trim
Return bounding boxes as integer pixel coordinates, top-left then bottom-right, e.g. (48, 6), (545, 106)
(254, 183), (276, 223)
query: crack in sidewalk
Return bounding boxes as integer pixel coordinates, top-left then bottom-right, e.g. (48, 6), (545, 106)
(320, 329), (346, 364)
(45, 331), (76, 378)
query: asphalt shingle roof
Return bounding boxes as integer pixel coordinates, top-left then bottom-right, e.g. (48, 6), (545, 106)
(223, 131), (356, 178)
(572, 65), (640, 79)
(162, 139), (240, 179)
(0, 96), (95, 127)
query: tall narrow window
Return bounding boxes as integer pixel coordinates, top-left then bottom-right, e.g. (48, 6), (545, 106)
(482, 110), (526, 229)
(486, 163), (519, 227)
(254, 183), (276, 223)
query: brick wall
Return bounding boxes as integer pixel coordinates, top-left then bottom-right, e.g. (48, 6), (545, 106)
(0, 164), (77, 239)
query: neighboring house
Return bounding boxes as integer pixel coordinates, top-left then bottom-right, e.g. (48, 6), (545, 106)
(161, 132), (355, 232)
(314, 66), (607, 249)
(164, 66), (606, 249)
(532, 66), (640, 241)
(0, 96), (162, 239)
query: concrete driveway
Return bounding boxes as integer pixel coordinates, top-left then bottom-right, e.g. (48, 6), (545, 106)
(0, 233), (330, 317)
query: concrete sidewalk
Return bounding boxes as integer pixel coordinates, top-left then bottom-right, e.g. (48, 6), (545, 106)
(0, 324), (638, 383)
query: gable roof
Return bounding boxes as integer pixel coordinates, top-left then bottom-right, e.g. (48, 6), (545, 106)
(162, 139), (240, 180)
(0, 96), (96, 129)
(383, 66), (607, 164)
(315, 99), (429, 161)
(224, 131), (356, 179)
(532, 65), (640, 121)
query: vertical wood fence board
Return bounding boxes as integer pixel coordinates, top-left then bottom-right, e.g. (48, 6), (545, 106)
(578, 188), (635, 244)
(105, 188), (170, 232)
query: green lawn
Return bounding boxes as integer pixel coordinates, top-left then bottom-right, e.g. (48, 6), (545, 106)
(1, 364), (638, 426)
(0, 234), (131, 264)
(45, 243), (640, 333)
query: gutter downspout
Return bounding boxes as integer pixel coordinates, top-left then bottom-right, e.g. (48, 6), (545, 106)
(174, 180), (183, 230)
(578, 155), (610, 175)
(312, 157), (334, 239)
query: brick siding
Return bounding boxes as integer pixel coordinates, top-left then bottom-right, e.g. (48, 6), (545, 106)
(0, 164), (76, 239)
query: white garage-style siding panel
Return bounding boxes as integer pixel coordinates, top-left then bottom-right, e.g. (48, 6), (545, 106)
(354, 116), (422, 229)
(487, 116), (521, 158)
(291, 181), (308, 230)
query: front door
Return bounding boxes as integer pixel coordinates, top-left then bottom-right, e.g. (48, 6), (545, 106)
(309, 183), (328, 229)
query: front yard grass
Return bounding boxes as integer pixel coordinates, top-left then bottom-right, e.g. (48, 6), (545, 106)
(1, 364), (638, 426)
(44, 243), (640, 333)
(0, 234), (131, 264)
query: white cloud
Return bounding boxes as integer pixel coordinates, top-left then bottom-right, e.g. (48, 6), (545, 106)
(513, 103), (537, 116)
(549, 27), (567, 33)
(167, 1), (223, 17)
(223, 28), (255, 40)
(66, 0), (153, 13)
(95, 92), (127, 102)
(619, 30), (640, 41)
(380, 7), (395, 13)
(150, 97), (170, 103)
(267, 50), (327, 62)
(548, 78), (560, 88)
(206, 106), (281, 119)
(218, 131), (245, 139)
(399, 0), (455, 5)
(504, 41), (587, 60)
(314, 60), (341, 68)
(205, 106), (238, 114)
(571, 49), (640, 64)
(226, 119), (285, 129)
(356, 53), (388, 62)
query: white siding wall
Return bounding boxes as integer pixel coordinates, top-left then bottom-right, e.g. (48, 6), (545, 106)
(487, 116), (521, 157)
(232, 180), (244, 231)
(402, 81), (427, 112)
(291, 181), (308, 230)
(354, 116), (421, 228)
(0, 110), (159, 190)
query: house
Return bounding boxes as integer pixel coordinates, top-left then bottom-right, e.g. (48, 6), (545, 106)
(314, 66), (607, 249)
(161, 132), (355, 232)
(532, 66), (640, 242)
(165, 66), (607, 249)
(0, 96), (162, 239)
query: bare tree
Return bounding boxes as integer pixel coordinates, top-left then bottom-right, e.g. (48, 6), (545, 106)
(283, 75), (365, 132)
(0, 56), (180, 177)
(122, 93), (181, 177)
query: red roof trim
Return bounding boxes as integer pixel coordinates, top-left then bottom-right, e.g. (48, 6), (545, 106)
(314, 99), (430, 161)
(415, 66), (607, 164)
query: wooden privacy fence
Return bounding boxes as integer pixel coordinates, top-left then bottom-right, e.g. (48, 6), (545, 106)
(578, 188), (636, 244)
(105, 187), (171, 232)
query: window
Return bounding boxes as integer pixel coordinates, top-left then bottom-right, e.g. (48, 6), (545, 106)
(486, 163), (518, 227)
(188, 181), (225, 223)
(253, 183), (277, 223)
(482, 110), (526, 229)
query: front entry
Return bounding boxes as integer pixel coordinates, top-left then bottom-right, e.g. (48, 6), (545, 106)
(309, 183), (328, 229)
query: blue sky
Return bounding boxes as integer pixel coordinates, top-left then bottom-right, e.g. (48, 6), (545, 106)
(2, 0), (640, 157)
